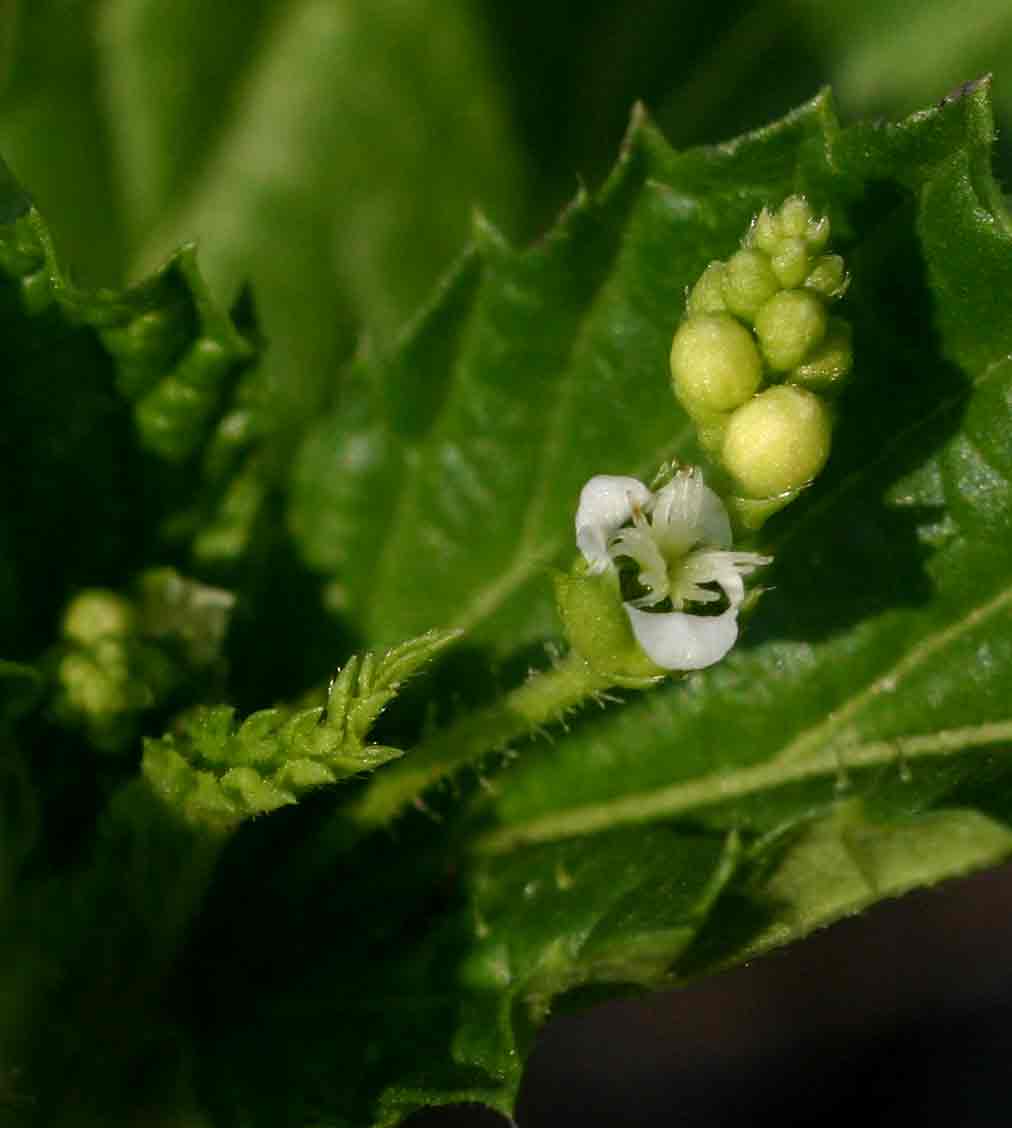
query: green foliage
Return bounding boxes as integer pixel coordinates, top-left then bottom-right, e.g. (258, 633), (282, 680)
(1, 630), (456, 1125)
(144, 628), (460, 830)
(277, 81), (1012, 1123)
(0, 0), (523, 437)
(3, 6), (1012, 1125)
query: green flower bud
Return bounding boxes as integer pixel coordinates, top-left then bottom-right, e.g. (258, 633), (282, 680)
(554, 568), (663, 684)
(721, 249), (779, 321)
(779, 195), (814, 239)
(670, 313), (763, 415)
(686, 261), (728, 316)
(63, 590), (135, 644)
(770, 237), (809, 289)
(722, 385), (832, 498)
(749, 206), (781, 253)
(792, 317), (853, 390)
(805, 254), (849, 299)
(754, 289), (827, 371)
(59, 652), (129, 718)
(671, 194), (849, 521)
(804, 215), (830, 253)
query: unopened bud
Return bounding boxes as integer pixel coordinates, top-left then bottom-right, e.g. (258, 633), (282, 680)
(804, 215), (831, 253)
(779, 196), (814, 239)
(755, 289), (827, 371)
(805, 254), (849, 299)
(792, 318), (853, 390)
(686, 262), (728, 316)
(722, 385), (832, 498)
(770, 237), (809, 289)
(670, 313), (763, 415)
(721, 249), (779, 321)
(63, 591), (135, 645)
(749, 206), (781, 253)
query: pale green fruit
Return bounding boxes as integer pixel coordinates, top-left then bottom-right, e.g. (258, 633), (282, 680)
(722, 249), (779, 320)
(670, 313), (763, 415)
(722, 385), (832, 497)
(755, 289), (827, 371)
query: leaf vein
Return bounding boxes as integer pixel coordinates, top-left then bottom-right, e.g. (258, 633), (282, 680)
(776, 581), (1012, 763)
(478, 718), (1012, 853)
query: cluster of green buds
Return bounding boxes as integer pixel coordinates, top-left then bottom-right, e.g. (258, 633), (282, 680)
(52, 570), (234, 753)
(669, 196), (851, 526)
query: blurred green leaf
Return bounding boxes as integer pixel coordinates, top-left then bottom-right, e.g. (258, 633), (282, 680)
(0, 1), (525, 443)
(102, 0), (524, 431)
(0, 0), (126, 281)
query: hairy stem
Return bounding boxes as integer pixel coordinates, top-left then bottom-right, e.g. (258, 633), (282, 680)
(346, 650), (612, 832)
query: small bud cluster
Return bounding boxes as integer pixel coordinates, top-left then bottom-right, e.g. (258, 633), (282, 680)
(670, 196), (851, 511)
(53, 571), (235, 753)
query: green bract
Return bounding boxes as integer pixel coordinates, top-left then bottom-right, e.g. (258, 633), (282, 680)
(554, 567), (664, 683)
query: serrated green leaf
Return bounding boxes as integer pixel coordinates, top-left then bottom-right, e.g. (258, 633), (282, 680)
(290, 97), (835, 651)
(271, 84), (1012, 1125)
(7, 42), (1012, 1124)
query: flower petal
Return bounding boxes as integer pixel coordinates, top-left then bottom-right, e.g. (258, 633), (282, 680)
(652, 470), (732, 551)
(624, 604), (739, 671)
(575, 475), (652, 573)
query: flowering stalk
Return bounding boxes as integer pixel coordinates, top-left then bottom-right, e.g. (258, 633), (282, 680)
(345, 648), (613, 833)
(344, 465), (769, 839)
(341, 198), (849, 842)
(671, 195), (852, 529)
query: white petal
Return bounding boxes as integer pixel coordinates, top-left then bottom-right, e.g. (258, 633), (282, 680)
(575, 475), (652, 573)
(625, 604), (739, 671)
(652, 470), (732, 550)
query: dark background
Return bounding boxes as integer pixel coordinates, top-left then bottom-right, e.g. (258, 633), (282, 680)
(412, 860), (1012, 1126)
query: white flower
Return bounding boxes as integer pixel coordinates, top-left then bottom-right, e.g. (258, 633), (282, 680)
(575, 469), (770, 671)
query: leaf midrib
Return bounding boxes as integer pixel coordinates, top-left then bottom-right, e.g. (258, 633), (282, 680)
(478, 717), (1012, 853)
(480, 576), (1012, 851)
